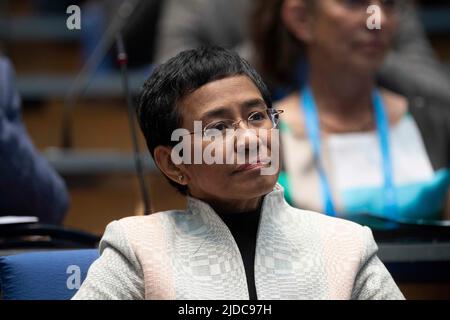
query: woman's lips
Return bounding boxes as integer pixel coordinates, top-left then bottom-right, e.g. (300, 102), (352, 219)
(356, 40), (386, 53)
(233, 159), (271, 174)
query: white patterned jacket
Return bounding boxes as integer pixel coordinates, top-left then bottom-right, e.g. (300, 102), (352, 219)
(73, 184), (404, 300)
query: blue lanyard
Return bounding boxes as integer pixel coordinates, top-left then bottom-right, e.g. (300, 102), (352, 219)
(301, 86), (397, 218)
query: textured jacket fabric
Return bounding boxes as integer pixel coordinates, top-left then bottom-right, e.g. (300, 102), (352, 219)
(73, 185), (404, 300)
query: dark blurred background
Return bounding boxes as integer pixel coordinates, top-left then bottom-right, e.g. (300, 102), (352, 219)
(0, 0), (185, 237)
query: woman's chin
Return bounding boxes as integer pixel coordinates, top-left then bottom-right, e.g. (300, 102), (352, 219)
(229, 173), (278, 197)
(351, 55), (386, 75)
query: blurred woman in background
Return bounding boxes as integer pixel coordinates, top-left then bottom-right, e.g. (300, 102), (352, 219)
(252, 0), (449, 221)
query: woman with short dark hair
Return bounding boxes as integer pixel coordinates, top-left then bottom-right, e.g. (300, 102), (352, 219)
(73, 46), (403, 300)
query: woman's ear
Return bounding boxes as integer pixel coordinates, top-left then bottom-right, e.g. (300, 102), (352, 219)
(154, 146), (190, 186)
(281, 0), (314, 43)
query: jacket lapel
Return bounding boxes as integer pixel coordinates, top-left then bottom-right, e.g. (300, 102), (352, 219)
(177, 185), (327, 300)
(255, 185), (330, 299)
(165, 196), (249, 299)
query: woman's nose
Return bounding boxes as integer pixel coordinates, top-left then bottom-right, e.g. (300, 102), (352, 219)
(232, 119), (248, 130)
(234, 127), (261, 152)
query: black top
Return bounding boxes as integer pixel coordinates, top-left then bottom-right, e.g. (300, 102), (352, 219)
(217, 209), (261, 300)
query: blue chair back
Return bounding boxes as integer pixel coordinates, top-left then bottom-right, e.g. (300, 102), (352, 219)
(0, 249), (99, 300)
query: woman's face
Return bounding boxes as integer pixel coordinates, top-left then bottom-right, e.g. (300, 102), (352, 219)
(175, 75), (279, 204)
(296, 0), (399, 73)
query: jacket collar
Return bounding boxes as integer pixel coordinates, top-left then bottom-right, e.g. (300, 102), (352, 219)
(181, 184), (291, 300)
(185, 183), (288, 223)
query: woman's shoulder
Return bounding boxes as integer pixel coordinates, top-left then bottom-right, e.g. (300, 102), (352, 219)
(362, 88), (449, 131)
(283, 206), (375, 262)
(381, 89), (409, 126)
(380, 87), (450, 125)
(407, 94), (450, 124)
(286, 205), (369, 239)
(101, 210), (186, 247)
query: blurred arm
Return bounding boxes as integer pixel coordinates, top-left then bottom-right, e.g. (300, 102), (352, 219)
(0, 57), (69, 224)
(351, 227), (405, 300)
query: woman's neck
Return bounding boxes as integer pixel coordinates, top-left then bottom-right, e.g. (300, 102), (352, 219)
(305, 60), (378, 133)
(308, 58), (376, 118)
(199, 195), (263, 216)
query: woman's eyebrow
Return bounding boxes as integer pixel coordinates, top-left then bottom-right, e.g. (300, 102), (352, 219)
(200, 98), (267, 121)
(242, 98), (267, 109)
(200, 107), (232, 121)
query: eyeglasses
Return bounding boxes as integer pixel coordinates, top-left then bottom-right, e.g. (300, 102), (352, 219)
(186, 108), (284, 138)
